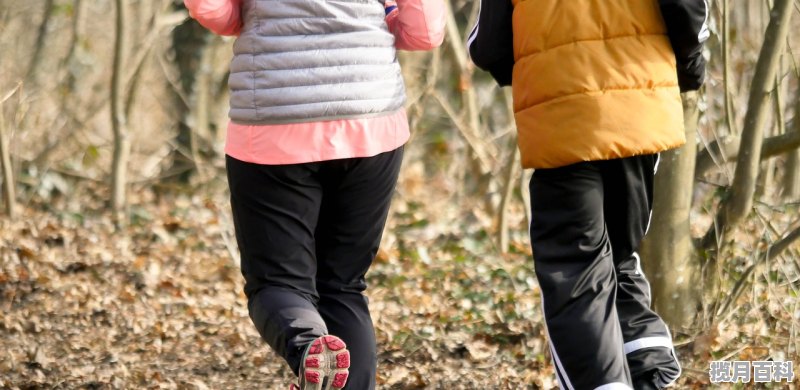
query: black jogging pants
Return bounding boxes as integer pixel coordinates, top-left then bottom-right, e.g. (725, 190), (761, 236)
(529, 154), (681, 390)
(226, 147), (403, 390)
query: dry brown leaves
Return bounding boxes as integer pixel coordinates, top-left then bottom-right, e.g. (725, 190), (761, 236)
(1, 172), (798, 388)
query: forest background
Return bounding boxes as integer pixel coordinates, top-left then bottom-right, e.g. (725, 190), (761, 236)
(1, 0), (800, 388)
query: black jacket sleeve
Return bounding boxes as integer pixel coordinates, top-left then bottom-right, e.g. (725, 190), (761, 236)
(467, 0), (515, 87)
(658, 0), (709, 91)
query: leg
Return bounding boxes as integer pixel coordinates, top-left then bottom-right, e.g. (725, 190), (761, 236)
(529, 162), (632, 390)
(601, 154), (681, 389)
(314, 147), (404, 390)
(226, 155), (327, 375)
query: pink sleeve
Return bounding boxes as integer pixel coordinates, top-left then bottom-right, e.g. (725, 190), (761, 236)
(184, 0), (242, 36)
(385, 0), (446, 51)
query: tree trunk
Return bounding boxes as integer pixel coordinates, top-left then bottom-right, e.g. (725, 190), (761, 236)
(189, 36), (219, 179)
(640, 92), (701, 329)
(110, 0), (130, 215)
(497, 90), (519, 253)
(757, 64), (787, 200)
(25, 0), (55, 85)
(703, 0), (794, 248)
(783, 82), (800, 200)
(0, 102), (17, 219)
(170, 17), (210, 180)
(62, 0), (85, 89)
(497, 145), (519, 253)
(756, 92), (778, 200)
(785, 151), (800, 200)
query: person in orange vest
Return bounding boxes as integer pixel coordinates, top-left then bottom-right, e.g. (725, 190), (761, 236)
(469, 1), (708, 389)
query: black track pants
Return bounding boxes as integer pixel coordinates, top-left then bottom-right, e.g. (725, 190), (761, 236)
(529, 154), (681, 390)
(226, 147), (403, 390)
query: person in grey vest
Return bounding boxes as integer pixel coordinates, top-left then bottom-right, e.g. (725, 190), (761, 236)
(185, 0), (445, 388)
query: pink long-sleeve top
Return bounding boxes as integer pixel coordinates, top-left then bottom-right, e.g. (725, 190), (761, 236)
(185, 0), (446, 165)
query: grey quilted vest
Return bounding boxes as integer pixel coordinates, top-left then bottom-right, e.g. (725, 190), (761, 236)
(228, 0), (407, 125)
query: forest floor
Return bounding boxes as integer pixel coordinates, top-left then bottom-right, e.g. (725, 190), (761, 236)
(1, 172), (798, 389)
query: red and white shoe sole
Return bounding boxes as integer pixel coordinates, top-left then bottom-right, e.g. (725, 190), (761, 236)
(302, 335), (350, 390)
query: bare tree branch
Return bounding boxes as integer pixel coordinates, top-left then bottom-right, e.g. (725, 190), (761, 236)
(722, 0), (738, 136)
(110, 0), (131, 216)
(432, 92), (496, 171)
(442, 0), (497, 174)
(696, 127), (800, 178)
(717, 222), (800, 317)
(1, 83), (22, 104)
(702, 0), (795, 249)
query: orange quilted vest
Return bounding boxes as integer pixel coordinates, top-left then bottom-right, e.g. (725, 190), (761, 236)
(511, 0), (686, 169)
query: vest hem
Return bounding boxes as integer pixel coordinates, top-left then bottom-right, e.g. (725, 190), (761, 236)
(230, 108), (406, 126)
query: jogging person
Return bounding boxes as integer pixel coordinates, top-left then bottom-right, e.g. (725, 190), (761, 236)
(185, 0), (445, 388)
(468, 1), (708, 388)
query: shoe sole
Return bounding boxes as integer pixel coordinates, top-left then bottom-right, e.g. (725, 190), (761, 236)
(301, 335), (350, 390)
